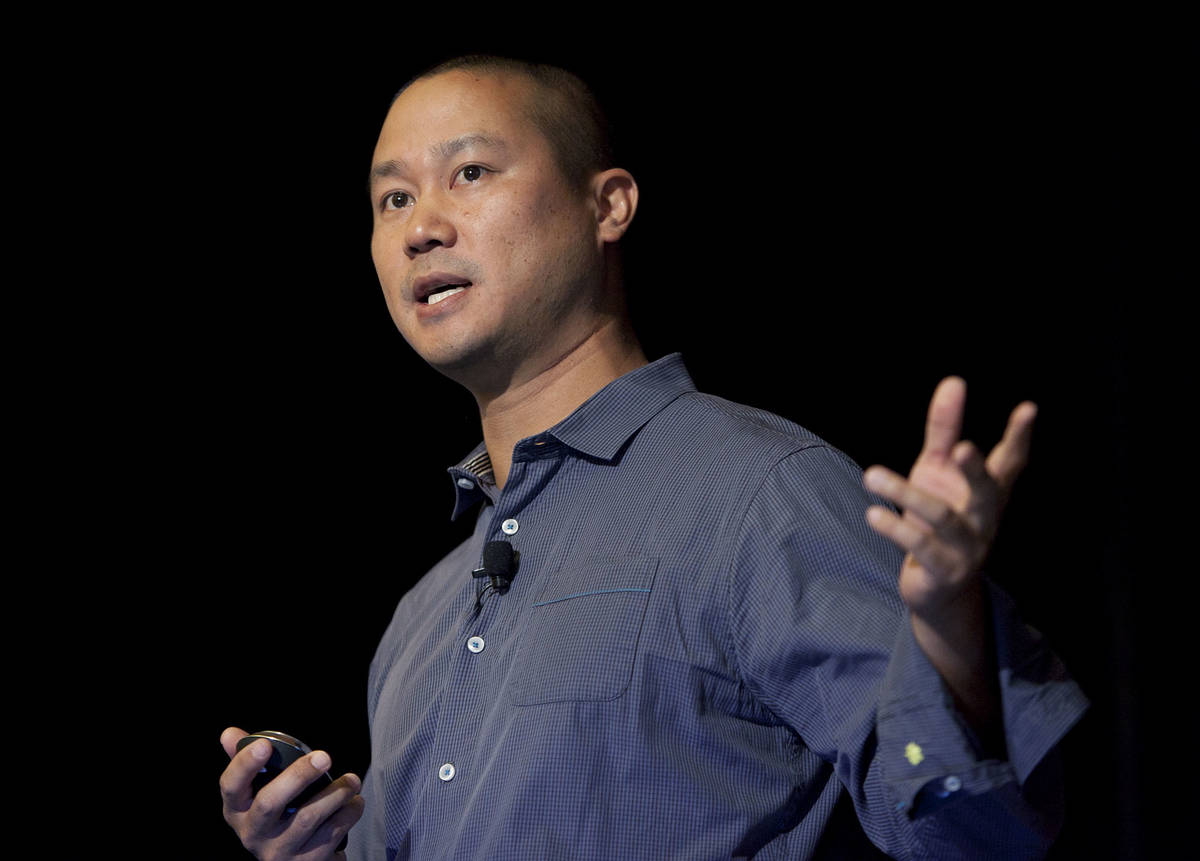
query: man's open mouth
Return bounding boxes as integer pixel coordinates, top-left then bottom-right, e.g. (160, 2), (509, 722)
(425, 283), (470, 304)
(415, 275), (473, 305)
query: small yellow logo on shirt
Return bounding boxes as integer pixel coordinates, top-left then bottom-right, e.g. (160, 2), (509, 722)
(904, 742), (924, 766)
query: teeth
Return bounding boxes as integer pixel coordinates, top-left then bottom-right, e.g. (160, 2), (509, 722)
(427, 286), (467, 305)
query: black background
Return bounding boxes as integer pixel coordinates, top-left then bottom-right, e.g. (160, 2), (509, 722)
(34, 18), (1187, 860)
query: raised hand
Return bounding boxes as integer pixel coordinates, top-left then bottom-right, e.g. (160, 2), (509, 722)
(862, 376), (1035, 620)
(861, 377), (1036, 736)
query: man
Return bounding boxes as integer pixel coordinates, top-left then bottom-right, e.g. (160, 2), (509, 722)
(220, 56), (1087, 859)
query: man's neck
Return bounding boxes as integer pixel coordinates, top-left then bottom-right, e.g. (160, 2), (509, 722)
(475, 320), (647, 489)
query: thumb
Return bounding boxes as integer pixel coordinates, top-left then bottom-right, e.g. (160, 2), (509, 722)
(220, 726), (250, 760)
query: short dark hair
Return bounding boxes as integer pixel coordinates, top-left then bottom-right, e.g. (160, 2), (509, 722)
(395, 55), (614, 190)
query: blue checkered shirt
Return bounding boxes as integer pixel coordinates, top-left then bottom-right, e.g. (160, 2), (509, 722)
(349, 354), (1087, 860)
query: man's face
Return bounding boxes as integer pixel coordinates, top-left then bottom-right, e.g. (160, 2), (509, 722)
(369, 70), (606, 391)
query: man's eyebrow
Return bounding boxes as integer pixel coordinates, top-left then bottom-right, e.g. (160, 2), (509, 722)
(368, 134), (508, 190)
(368, 159), (409, 189)
(433, 133), (508, 161)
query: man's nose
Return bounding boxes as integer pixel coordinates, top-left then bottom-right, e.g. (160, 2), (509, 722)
(405, 194), (457, 257)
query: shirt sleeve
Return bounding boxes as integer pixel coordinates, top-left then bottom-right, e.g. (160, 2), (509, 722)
(725, 445), (1089, 859)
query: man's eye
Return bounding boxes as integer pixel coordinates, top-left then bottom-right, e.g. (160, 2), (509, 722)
(384, 191), (413, 210)
(456, 165), (486, 183)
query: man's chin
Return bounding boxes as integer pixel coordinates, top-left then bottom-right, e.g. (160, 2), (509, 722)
(414, 342), (510, 393)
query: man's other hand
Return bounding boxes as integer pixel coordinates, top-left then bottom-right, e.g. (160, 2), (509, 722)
(219, 726), (364, 861)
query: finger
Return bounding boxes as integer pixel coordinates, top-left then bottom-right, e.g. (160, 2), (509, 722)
(248, 750), (336, 832)
(863, 467), (976, 549)
(952, 440), (1000, 506)
(865, 466), (947, 522)
(951, 440), (1002, 530)
(985, 401), (1037, 492)
(282, 773), (363, 857)
(220, 736), (272, 815)
(865, 506), (969, 578)
(921, 376), (966, 459)
(866, 505), (979, 584)
(951, 440), (988, 484)
(296, 792), (366, 860)
(220, 726), (249, 760)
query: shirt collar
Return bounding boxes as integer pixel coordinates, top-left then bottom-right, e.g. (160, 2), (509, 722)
(543, 352), (696, 461)
(448, 441), (496, 520)
(445, 353), (696, 519)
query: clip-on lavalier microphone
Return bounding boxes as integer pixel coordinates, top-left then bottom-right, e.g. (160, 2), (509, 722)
(471, 540), (519, 614)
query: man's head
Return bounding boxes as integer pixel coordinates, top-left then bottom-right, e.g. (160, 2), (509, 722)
(394, 55), (615, 192)
(368, 59), (639, 397)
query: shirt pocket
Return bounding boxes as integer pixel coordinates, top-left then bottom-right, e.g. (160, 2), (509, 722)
(510, 556), (659, 706)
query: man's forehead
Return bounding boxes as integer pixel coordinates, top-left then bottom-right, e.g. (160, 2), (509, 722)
(373, 71), (542, 167)
(386, 69), (535, 128)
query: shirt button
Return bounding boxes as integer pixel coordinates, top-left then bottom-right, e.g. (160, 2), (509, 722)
(456, 478), (475, 490)
(943, 775), (962, 793)
(439, 763), (455, 782)
(501, 518), (519, 535)
(467, 636), (485, 653)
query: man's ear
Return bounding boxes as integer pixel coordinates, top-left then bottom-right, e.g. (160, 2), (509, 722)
(592, 168), (639, 243)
